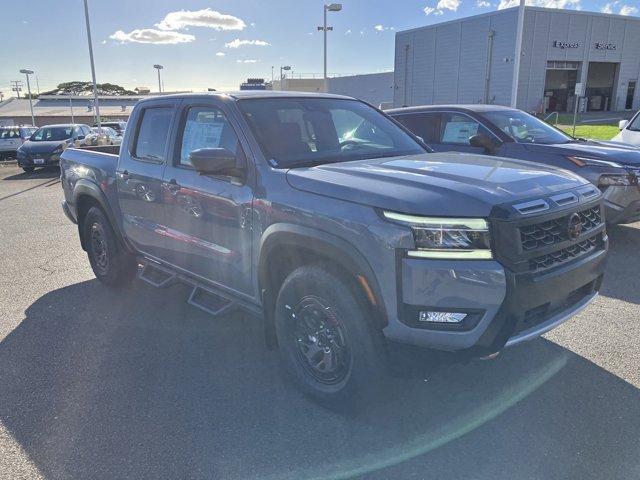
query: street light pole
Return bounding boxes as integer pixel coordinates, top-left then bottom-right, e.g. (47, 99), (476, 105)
(154, 64), (164, 93)
(83, 0), (101, 128)
(318, 3), (342, 80)
(510, 0), (525, 108)
(19, 69), (36, 126)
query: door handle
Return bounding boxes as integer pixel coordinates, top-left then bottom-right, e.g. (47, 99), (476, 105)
(165, 178), (181, 193)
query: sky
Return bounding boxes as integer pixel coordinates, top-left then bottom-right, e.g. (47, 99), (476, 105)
(1, 0), (638, 95)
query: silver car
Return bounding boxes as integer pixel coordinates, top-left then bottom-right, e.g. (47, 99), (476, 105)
(0, 125), (37, 159)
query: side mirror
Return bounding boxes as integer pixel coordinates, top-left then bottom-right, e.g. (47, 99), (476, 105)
(189, 148), (237, 175)
(469, 134), (500, 154)
(619, 119), (629, 131)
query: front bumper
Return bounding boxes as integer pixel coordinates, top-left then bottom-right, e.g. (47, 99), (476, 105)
(602, 185), (640, 224)
(17, 153), (61, 167)
(382, 244), (606, 354)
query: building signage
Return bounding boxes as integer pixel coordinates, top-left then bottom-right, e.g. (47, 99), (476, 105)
(553, 40), (580, 49)
(595, 42), (617, 50)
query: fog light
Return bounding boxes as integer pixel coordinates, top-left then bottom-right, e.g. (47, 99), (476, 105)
(419, 311), (467, 323)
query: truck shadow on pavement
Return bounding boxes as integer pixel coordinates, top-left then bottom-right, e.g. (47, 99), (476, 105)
(1, 279), (639, 480)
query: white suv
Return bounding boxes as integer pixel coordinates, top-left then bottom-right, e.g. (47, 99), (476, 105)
(0, 125), (37, 159)
(613, 111), (640, 147)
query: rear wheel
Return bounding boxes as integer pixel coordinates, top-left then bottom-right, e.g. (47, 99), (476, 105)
(83, 207), (137, 287)
(274, 265), (387, 409)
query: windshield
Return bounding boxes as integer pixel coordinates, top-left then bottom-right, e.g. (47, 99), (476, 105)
(30, 126), (73, 142)
(628, 112), (640, 132)
(484, 110), (573, 145)
(238, 97), (425, 168)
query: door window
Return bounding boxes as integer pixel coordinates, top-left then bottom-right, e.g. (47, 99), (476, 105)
(178, 106), (239, 167)
(393, 112), (441, 144)
(134, 107), (173, 162)
(440, 113), (490, 145)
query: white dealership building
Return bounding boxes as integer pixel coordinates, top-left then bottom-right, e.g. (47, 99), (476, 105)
(393, 6), (640, 113)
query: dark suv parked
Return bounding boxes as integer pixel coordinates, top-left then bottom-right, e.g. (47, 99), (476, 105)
(389, 105), (640, 225)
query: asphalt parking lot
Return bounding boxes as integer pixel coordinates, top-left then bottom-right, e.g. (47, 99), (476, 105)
(0, 163), (639, 480)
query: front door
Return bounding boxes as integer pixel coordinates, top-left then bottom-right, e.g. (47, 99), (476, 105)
(161, 100), (254, 296)
(116, 100), (177, 260)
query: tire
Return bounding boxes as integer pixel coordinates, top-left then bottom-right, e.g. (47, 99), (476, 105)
(83, 206), (137, 287)
(274, 265), (387, 409)
(22, 167), (35, 173)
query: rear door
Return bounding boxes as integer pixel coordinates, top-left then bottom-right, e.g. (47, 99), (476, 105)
(117, 99), (178, 260)
(160, 98), (255, 296)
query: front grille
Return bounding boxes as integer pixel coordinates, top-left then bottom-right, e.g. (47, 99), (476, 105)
(520, 206), (602, 252)
(529, 235), (600, 271)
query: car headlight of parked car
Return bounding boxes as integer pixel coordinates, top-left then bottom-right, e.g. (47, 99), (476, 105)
(382, 211), (492, 259)
(565, 156), (634, 187)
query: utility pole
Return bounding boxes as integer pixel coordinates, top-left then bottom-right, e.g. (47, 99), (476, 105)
(10, 80), (23, 99)
(83, 0), (101, 128)
(510, 0), (525, 108)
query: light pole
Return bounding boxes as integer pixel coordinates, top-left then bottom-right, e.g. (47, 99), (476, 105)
(83, 0), (101, 128)
(510, 0), (525, 108)
(154, 64), (164, 93)
(19, 69), (35, 126)
(318, 3), (342, 80)
(279, 65), (291, 90)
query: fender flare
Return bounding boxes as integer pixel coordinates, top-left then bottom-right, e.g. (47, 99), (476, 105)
(72, 180), (131, 252)
(257, 223), (386, 325)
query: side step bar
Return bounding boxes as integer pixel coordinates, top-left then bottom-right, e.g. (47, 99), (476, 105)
(137, 258), (261, 318)
(138, 261), (177, 288)
(188, 286), (236, 317)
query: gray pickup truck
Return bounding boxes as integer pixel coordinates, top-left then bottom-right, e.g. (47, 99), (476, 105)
(60, 91), (607, 406)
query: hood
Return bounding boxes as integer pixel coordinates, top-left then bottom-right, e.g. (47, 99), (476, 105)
(523, 140), (640, 166)
(286, 152), (588, 217)
(21, 140), (69, 154)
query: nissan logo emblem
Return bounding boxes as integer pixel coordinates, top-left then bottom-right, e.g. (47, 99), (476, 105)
(567, 213), (583, 240)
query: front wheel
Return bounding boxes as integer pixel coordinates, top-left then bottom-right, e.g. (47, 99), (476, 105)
(274, 265), (387, 409)
(83, 207), (137, 287)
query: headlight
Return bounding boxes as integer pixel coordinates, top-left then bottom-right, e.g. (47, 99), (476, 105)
(382, 211), (492, 259)
(566, 156), (623, 169)
(598, 174), (633, 186)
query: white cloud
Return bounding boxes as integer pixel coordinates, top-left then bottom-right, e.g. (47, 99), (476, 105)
(477, 0), (492, 6)
(109, 29), (195, 44)
(424, 0), (459, 15)
(345, 29), (352, 34)
(619, 4), (638, 15)
(224, 38), (271, 48)
(101, 39), (107, 44)
(601, 1), (615, 12)
(156, 8), (246, 31)
(374, 24), (395, 32)
(236, 59), (258, 63)
(215, 51), (225, 57)
(498, 0), (580, 9)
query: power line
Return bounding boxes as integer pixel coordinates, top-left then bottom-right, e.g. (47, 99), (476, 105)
(10, 80), (23, 99)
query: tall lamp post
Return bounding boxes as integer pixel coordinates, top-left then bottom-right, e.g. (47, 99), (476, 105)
(318, 3), (342, 80)
(19, 69), (35, 126)
(279, 65), (291, 90)
(83, 0), (101, 128)
(154, 64), (164, 93)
